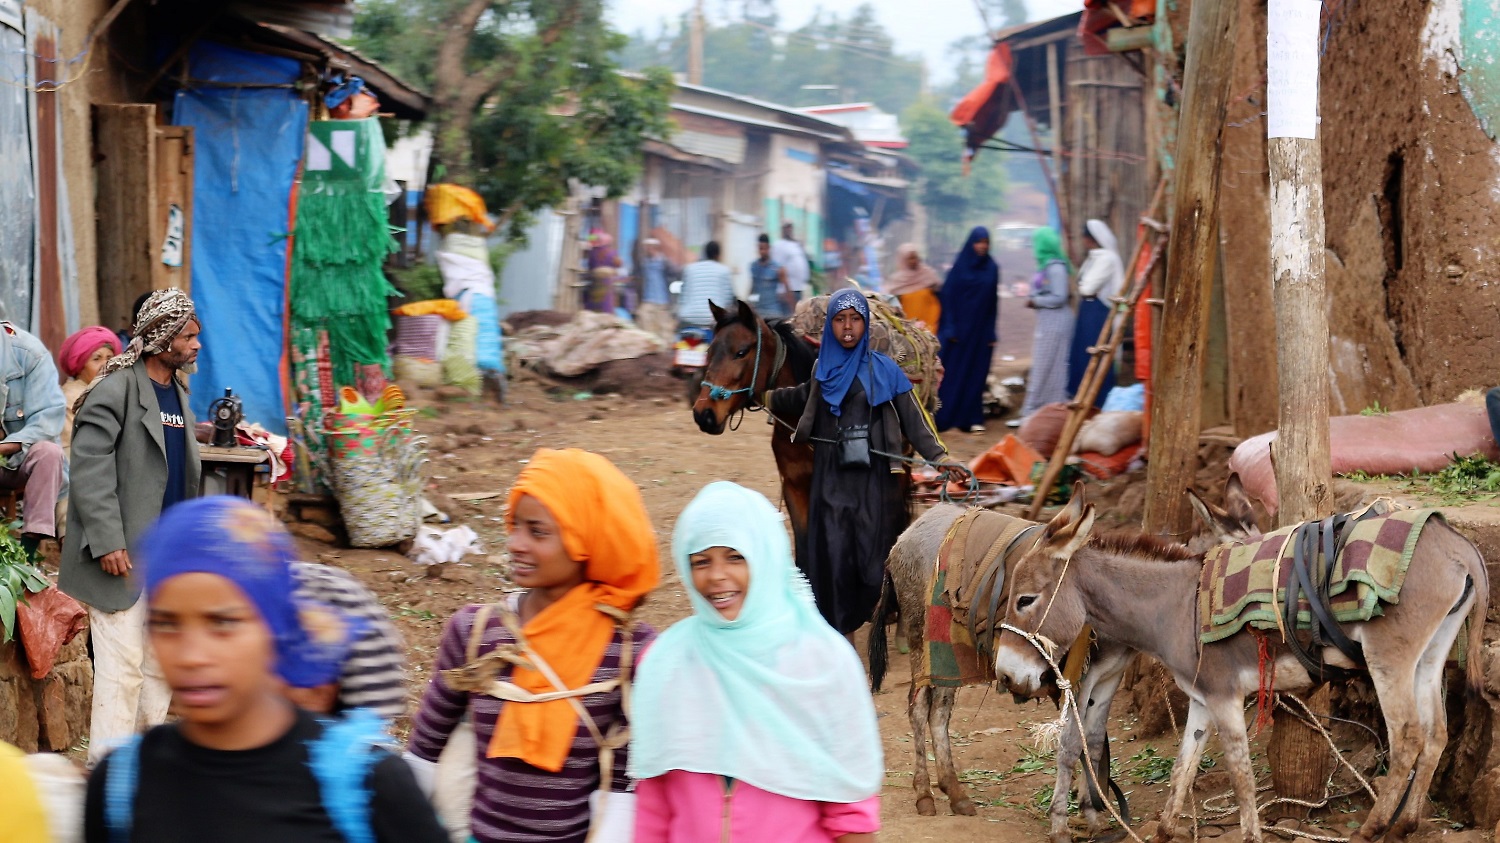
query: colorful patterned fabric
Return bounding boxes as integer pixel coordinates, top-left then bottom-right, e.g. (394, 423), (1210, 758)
(916, 509), (1038, 689)
(1199, 507), (1438, 644)
(392, 314), (446, 360)
(290, 118), (397, 388)
(289, 326), (332, 495)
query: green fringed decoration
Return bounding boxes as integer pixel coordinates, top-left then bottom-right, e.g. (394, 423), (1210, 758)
(290, 118), (398, 383)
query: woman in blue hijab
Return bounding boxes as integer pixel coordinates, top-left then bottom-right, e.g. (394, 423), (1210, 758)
(764, 290), (955, 634)
(935, 226), (1000, 432)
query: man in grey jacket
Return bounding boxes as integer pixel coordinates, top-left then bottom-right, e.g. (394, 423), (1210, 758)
(59, 289), (202, 766)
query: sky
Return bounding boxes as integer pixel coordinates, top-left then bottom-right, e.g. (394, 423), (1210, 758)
(606, 0), (1081, 84)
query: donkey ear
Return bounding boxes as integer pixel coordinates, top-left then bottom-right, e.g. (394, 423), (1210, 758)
(709, 301), (730, 326)
(1048, 503), (1097, 558)
(1045, 486), (1088, 535)
(1224, 473), (1256, 529)
(1186, 487), (1227, 534)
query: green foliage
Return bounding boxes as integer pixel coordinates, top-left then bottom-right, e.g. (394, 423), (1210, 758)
(901, 96), (1008, 256)
(387, 262), (444, 303)
(1359, 401), (1390, 416)
(352, 0), (674, 239)
(618, 3), (926, 116)
(1426, 453), (1500, 498)
(0, 532), (48, 643)
(1125, 746), (1215, 785)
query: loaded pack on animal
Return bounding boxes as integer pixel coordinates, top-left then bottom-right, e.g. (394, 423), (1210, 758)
(993, 481), (1489, 843)
(870, 478), (1282, 843)
(870, 502), (1135, 837)
(691, 295), (944, 574)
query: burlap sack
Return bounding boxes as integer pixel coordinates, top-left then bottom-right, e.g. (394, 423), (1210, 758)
(789, 293), (943, 411)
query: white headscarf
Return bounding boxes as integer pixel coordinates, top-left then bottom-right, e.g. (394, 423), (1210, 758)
(629, 482), (884, 803)
(1077, 219), (1125, 299)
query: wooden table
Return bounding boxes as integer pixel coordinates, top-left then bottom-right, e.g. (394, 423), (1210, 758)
(199, 445), (269, 500)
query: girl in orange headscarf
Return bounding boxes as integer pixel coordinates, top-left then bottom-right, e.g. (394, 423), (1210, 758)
(407, 448), (660, 843)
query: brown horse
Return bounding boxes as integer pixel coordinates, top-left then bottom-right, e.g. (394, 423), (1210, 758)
(692, 299), (819, 549)
(994, 486), (1489, 843)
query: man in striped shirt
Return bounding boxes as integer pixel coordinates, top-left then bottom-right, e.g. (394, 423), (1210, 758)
(675, 241), (736, 329)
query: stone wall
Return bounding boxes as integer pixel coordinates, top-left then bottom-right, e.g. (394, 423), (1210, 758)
(0, 632), (92, 753)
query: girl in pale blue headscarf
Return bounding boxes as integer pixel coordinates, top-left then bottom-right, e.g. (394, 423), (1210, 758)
(631, 482), (882, 843)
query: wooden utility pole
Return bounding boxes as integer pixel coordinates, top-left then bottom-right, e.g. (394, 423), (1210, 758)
(1140, 0), (1241, 537)
(688, 0), (705, 85)
(1264, 0), (1335, 803)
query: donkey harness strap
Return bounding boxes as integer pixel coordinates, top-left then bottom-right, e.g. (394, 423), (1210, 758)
(1279, 509), (1377, 681)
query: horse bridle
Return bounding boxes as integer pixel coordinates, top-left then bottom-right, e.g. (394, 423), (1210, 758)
(701, 322), (787, 412)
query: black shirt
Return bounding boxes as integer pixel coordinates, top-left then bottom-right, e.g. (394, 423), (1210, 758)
(84, 710), (449, 843)
(152, 379), (187, 510)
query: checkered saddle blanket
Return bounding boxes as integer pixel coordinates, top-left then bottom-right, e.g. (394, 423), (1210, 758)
(915, 508), (1042, 689)
(1199, 504), (1438, 645)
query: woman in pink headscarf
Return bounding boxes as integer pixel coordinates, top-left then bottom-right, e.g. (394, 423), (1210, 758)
(58, 327), (121, 453)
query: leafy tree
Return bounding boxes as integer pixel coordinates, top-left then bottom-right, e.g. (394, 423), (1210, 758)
(901, 96), (1008, 259)
(617, 3), (926, 116)
(352, 0), (673, 237)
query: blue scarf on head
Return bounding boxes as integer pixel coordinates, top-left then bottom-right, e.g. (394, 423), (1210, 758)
(814, 289), (913, 416)
(141, 496), (367, 689)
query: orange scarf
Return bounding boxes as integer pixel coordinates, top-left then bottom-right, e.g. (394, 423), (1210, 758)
(487, 449), (660, 772)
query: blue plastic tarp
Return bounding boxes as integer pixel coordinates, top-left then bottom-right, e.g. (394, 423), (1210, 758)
(173, 43), (307, 435)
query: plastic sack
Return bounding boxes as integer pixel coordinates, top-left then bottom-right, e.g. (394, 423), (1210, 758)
(442, 317), (482, 395)
(1072, 411), (1143, 457)
(1101, 383), (1145, 413)
(1228, 402), (1500, 517)
(16, 587), (87, 680)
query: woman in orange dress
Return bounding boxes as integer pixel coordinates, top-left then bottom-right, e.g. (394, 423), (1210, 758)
(886, 243), (941, 330)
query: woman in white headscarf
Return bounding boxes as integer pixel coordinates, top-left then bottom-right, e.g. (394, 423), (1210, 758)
(1067, 219), (1125, 406)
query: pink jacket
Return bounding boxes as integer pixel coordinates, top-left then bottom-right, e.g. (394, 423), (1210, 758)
(634, 770), (880, 842)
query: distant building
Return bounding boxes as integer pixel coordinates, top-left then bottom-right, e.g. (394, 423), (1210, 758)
(796, 103), (908, 150)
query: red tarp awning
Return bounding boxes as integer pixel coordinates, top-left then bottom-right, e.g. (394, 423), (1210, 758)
(949, 42), (1014, 155)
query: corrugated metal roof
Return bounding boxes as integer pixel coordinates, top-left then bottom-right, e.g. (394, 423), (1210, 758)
(672, 129), (747, 164)
(228, 0), (354, 39)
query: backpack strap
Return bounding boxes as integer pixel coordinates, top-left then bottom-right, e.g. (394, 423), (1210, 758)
(103, 736), (143, 843)
(307, 708), (397, 843)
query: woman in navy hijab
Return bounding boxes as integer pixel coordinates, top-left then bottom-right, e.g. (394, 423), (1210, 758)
(935, 227), (1000, 432)
(766, 290), (955, 634)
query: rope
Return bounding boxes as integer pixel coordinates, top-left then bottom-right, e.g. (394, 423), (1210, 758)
(701, 321), (762, 402)
(999, 555), (1380, 843)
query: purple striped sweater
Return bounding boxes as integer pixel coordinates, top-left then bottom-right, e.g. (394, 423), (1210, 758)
(408, 600), (656, 843)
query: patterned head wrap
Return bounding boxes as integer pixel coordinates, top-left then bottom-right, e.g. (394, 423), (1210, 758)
(141, 497), (368, 689)
(73, 289), (197, 413)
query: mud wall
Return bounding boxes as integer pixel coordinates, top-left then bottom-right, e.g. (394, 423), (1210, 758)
(0, 634), (92, 753)
(1217, 0), (1500, 436)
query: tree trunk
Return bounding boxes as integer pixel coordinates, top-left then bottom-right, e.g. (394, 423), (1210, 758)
(1141, 0), (1240, 538)
(431, 101), (477, 186)
(1267, 112), (1335, 814)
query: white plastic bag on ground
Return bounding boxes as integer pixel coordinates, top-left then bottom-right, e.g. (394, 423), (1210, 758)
(408, 525), (483, 567)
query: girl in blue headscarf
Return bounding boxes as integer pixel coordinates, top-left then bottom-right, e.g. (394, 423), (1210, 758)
(632, 482), (883, 842)
(765, 289), (955, 634)
(83, 496), (448, 843)
(935, 226), (1001, 432)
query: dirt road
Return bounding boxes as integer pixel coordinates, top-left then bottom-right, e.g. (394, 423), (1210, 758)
(292, 377), (1481, 843)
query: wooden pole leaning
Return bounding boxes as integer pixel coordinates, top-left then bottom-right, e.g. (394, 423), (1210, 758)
(1025, 178), (1168, 521)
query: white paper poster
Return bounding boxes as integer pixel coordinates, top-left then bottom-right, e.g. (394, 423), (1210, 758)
(1267, 0), (1321, 139)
